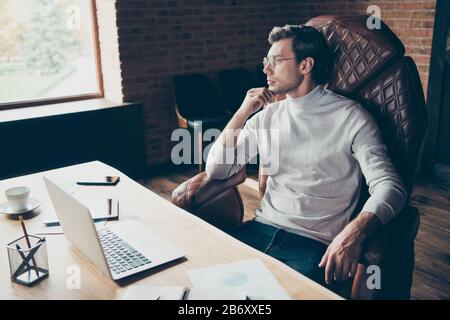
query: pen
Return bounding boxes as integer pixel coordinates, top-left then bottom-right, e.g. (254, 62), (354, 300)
(15, 243), (30, 279)
(13, 243), (42, 280)
(19, 216), (40, 278)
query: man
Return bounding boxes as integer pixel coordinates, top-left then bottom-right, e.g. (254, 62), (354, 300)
(205, 25), (406, 288)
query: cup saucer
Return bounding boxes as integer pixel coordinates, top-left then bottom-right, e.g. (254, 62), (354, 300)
(0, 198), (41, 216)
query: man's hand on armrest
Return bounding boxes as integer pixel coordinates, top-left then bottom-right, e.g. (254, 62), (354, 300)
(318, 211), (382, 284)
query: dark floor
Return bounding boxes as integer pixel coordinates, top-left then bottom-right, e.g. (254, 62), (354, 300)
(139, 165), (450, 300)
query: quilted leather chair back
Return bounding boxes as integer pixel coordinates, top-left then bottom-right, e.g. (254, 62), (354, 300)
(306, 16), (427, 196)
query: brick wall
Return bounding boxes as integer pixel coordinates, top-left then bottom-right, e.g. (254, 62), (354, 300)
(301, 0), (436, 98)
(114, 0), (314, 166)
(98, 0), (436, 167)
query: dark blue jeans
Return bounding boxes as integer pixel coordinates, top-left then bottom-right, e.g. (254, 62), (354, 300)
(228, 220), (330, 287)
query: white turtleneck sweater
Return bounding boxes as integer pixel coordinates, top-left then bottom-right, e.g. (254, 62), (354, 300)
(205, 85), (406, 244)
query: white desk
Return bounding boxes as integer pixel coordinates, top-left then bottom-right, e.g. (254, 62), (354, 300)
(0, 161), (342, 299)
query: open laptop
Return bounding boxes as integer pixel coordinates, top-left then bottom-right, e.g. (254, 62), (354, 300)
(43, 176), (185, 280)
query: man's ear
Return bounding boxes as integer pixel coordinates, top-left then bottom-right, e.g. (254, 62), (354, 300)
(299, 57), (314, 75)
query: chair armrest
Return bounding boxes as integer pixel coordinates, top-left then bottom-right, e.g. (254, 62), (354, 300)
(171, 168), (247, 230)
(351, 205), (420, 299)
(361, 205), (420, 266)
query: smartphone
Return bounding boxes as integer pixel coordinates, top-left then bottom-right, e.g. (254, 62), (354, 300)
(76, 176), (120, 186)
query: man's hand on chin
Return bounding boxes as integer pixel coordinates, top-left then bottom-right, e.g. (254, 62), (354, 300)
(318, 212), (382, 284)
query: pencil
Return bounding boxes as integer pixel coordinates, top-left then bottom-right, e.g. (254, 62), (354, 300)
(19, 216), (40, 278)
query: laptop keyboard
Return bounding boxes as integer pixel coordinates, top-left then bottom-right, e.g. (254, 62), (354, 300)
(99, 229), (151, 274)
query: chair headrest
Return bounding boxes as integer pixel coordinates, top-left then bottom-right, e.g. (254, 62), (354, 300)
(306, 15), (405, 96)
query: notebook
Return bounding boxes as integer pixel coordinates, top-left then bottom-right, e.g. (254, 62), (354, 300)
(118, 285), (247, 300)
(43, 197), (119, 225)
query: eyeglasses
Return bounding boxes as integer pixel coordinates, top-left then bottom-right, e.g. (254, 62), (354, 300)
(263, 56), (297, 68)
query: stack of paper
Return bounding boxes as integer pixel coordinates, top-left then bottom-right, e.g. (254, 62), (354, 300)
(187, 258), (291, 300)
(118, 285), (246, 300)
(118, 258), (290, 300)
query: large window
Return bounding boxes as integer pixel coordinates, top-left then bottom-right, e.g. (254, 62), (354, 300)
(0, 0), (102, 109)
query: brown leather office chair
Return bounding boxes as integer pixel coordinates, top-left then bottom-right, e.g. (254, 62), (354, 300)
(171, 16), (427, 299)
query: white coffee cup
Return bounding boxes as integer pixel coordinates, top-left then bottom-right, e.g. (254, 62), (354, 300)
(5, 186), (30, 212)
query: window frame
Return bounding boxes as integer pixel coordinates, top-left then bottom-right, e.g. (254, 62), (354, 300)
(0, 0), (104, 111)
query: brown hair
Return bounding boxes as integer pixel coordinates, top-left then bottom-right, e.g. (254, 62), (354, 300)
(268, 24), (333, 85)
